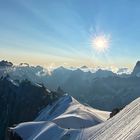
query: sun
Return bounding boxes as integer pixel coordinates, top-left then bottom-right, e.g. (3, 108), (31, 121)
(91, 35), (110, 52)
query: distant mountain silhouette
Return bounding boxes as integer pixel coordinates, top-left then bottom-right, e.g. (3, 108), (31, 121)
(80, 65), (88, 69)
(132, 61), (140, 76)
(0, 60), (13, 67)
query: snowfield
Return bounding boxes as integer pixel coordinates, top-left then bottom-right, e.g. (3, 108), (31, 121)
(35, 95), (110, 125)
(10, 95), (140, 140)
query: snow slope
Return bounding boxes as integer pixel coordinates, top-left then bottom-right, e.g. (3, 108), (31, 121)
(86, 97), (140, 140)
(10, 95), (109, 139)
(35, 95), (110, 128)
(10, 96), (140, 140)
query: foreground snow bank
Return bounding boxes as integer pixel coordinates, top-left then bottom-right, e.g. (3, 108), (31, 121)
(10, 96), (140, 140)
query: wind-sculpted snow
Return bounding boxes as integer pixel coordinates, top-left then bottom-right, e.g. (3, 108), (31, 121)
(35, 95), (110, 128)
(87, 97), (140, 140)
(10, 96), (140, 140)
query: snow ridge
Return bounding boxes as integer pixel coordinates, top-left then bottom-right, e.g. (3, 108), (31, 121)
(10, 96), (140, 140)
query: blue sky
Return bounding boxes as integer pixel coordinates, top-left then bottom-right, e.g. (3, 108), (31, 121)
(0, 0), (140, 69)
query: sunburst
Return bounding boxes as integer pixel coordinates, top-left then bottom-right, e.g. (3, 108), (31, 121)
(91, 34), (110, 53)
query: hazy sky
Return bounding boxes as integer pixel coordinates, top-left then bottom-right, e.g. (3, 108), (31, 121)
(0, 0), (140, 69)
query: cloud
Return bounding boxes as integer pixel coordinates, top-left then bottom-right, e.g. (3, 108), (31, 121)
(117, 68), (131, 74)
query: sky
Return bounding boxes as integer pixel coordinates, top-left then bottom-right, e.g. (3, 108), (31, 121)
(0, 0), (140, 69)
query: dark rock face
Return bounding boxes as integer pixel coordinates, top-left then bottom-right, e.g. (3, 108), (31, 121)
(80, 66), (88, 69)
(7, 128), (22, 140)
(57, 86), (66, 95)
(0, 78), (62, 140)
(0, 60), (13, 67)
(132, 61), (140, 76)
(110, 108), (121, 118)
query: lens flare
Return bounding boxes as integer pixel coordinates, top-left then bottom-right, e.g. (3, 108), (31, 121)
(92, 34), (110, 52)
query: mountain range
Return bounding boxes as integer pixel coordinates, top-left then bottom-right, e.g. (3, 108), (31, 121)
(0, 60), (140, 139)
(0, 60), (140, 111)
